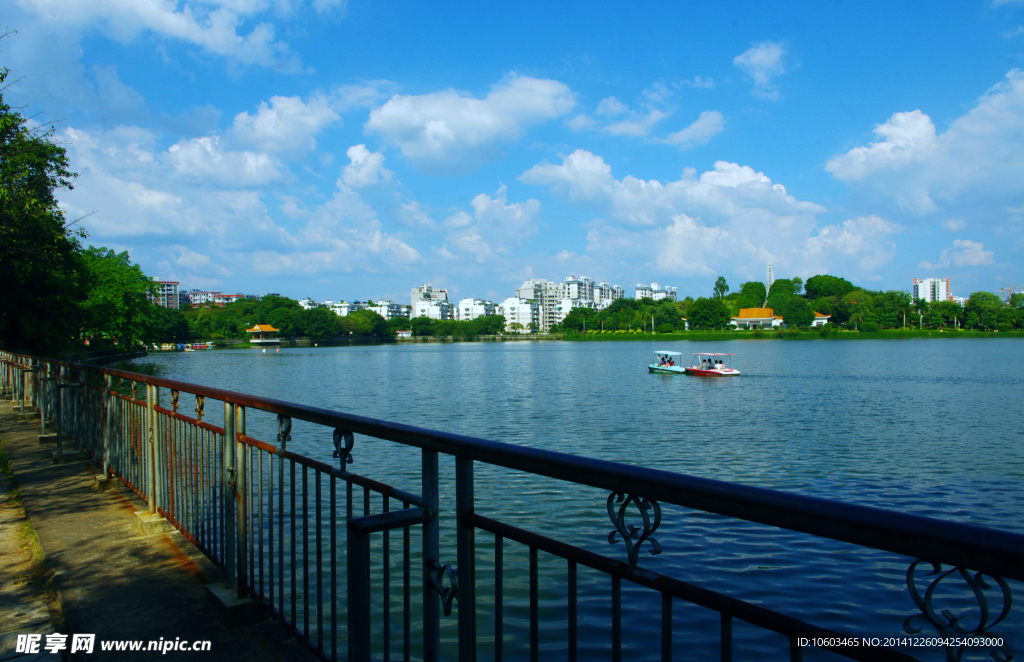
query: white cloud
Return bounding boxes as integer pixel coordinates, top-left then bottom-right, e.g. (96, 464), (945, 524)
(604, 109), (670, 137)
(166, 135), (282, 186)
(566, 114), (596, 131)
(364, 74), (575, 171)
(805, 215), (898, 270)
(340, 144), (392, 188)
(919, 239), (994, 268)
(1003, 26), (1024, 38)
(231, 93), (339, 153)
(397, 200), (437, 230)
(733, 41), (788, 99)
(665, 110), (725, 148)
(682, 75), (715, 89)
(596, 97), (629, 116)
(521, 149), (845, 278)
(17, 0), (308, 70)
(826, 71), (1024, 216)
(942, 218), (966, 231)
(443, 185), (540, 262)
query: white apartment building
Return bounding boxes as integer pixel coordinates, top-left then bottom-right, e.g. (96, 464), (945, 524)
(298, 298), (320, 310)
(635, 282), (678, 301)
(148, 281), (180, 309)
(499, 297), (539, 332)
(328, 301), (366, 317)
(563, 275), (595, 303)
(912, 278), (950, 303)
(515, 279), (563, 331)
(413, 300), (455, 320)
(411, 284), (449, 305)
(594, 281), (624, 308)
(554, 297), (599, 326)
(367, 301), (411, 320)
(212, 293), (244, 306)
(457, 298), (497, 321)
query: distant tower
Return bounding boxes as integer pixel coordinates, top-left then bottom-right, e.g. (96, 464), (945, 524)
(764, 262), (774, 306)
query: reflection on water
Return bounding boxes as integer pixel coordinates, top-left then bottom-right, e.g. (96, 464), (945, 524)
(143, 339), (1024, 661)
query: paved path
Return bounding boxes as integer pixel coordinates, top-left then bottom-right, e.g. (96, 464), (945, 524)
(0, 401), (316, 661)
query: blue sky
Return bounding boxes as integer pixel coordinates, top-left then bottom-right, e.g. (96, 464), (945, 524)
(5, 1), (1024, 303)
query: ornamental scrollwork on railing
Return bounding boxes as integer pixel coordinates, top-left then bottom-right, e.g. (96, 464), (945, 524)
(333, 428), (354, 468)
(276, 415), (292, 451)
(429, 561), (458, 617)
(171, 390), (179, 413)
(904, 560), (1014, 662)
(195, 395), (204, 422)
(606, 492), (662, 570)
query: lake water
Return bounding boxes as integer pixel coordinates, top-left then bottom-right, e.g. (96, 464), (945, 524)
(139, 338), (1024, 661)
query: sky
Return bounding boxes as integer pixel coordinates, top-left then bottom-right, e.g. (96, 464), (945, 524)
(4, 1), (1024, 304)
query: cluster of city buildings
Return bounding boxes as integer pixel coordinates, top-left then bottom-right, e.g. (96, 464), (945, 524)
(147, 281), (267, 309)
(912, 277), (968, 305)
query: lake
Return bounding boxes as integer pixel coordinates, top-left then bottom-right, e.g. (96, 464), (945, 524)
(138, 338), (1024, 661)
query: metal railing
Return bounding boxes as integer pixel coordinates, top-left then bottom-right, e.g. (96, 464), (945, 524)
(1, 350), (1020, 662)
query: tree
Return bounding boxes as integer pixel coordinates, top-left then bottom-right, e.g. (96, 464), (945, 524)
(778, 297), (813, 327)
(766, 279), (796, 311)
(268, 308), (295, 336)
(0, 61), (85, 353)
(1011, 293), (1024, 309)
(340, 309), (389, 340)
(688, 297), (731, 329)
(304, 307), (341, 341)
(965, 292), (1003, 330)
(79, 247), (157, 348)
(150, 306), (190, 343)
(714, 276), (729, 300)
(737, 281), (767, 308)
(792, 276), (803, 295)
(804, 275), (855, 300)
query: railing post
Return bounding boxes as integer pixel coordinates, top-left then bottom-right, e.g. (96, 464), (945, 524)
(347, 520), (372, 662)
(103, 375), (112, 476)
(456, 456), (476, 661)
(223, 400), (236, 589)
(234, 405), (247, 598)
(422, 449), (440, 662)
(146, 384), (157, 512)
(55, 376), (64, 455)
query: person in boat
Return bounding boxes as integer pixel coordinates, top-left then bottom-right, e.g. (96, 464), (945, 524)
(668, 358), (674, 366)
(700, 359), (707, 369)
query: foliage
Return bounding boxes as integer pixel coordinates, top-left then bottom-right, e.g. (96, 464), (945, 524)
(736, 281), (766, 308)
(778, 296), (814, 327)
(305, 306), (342, 341)
(804, 275), (855, 300)
(1011, 293), (1024, 309)
(687, 297), (731, 329)
(714, 276), (729, 300)
(339, 309), (389, 340)
(409, 315), (506, 338)
(79, 247), (157, 348)
(0, 61), (84, 353)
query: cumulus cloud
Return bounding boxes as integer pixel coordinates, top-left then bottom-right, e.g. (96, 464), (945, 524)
(604, 109), (671, 137)
(919, 239), (994, 269)
(442, 185), (541, 262)
(520, 149), (853, 277)
(826, 70), (1024, 216)
(733, 41), (789, 99)
(16, 0), (310, 71)
(166, 135), (283, 186)
(942, 218), (966, 231)
(340, 144), (392, 188)
(665, 111), (725, 148)
(682, 75), (715, 89)
(231, 93), (340, 153)
(364, 74), (575, 171)
(596, 97), (629, 116)
(805, 215), (898, 270)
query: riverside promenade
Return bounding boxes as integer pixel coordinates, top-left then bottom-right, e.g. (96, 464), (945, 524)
(0, 401), (314, 661)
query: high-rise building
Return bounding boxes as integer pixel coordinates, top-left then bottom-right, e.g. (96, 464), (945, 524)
(412, 300), (455, 320)
(516, 279), (562, 331)
(765, 262), (775, 304)
(148, 281), (180, 309)
(635, 283), (677, 301)
(499, 297), (539, 332)
(457, 298), (497, 321)
(367, 301), (411, 320)
(411, 284), (449, 305)
(912, 277), (950, 303)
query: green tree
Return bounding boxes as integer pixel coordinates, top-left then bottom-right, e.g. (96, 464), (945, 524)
(792, 276), (803, 295)
(713, 276), (729, 300)
(766, 279), (796, 310)
(1010, 293), (1024, 309)
(687, 297), (731, 329)
(410, 316), (436, 337)
(965, 292), (1003, 330)
(0, 62), (85, 353)
(340, 309), (389, 340)
(150, 306), (190, 343)
(79, 247), (157, 348)
(304, 307), (341, 341)
(804, 275), (855, 300)
(778, 297), (813, 327)
(737, 281), (767, 308)
(268, 308), (295, 336)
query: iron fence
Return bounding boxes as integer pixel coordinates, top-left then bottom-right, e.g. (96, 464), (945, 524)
(1, 350), (1020, 662)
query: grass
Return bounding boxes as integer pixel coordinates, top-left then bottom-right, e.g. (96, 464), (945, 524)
(563, 328), (1024, 341)
(0, 437), (48, 580)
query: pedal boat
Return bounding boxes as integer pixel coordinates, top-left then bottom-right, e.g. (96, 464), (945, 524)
(684, 352), (740, 376)
(649, 351), (686, 374)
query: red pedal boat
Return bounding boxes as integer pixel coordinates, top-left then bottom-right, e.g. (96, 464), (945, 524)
(684, 352), (740, 376)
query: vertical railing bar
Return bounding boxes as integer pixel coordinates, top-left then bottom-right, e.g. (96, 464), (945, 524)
(403, 500), (410, 662)
(316, 470), (323, 652)
(258, 449), (265, 599)
(291, 460), (297, 628)
(611, 575), (622, 662)
(495, 534), (503, 662)
(279, 453), (285, 617)
(568, 560), (576, 662)
(720, 613), (732, 662)
(330, 474), (337, 662)
(383, 494), (391, 662)
(530, 545), (538, 662)
(661, 593), (672, 662)
(422, 450), (440, 662)
(303, 465), (310, 639)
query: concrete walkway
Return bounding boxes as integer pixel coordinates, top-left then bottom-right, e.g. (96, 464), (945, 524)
(0, 401), (316, 661)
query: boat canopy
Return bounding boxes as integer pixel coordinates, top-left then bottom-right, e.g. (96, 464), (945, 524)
(693, 352), (734, 356)
(653, 351), (683, 356)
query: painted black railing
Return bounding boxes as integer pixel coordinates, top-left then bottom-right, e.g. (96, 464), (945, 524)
(2, 351), (1020, 662)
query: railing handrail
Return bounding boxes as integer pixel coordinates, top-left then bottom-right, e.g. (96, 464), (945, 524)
(5, 351), (1024, 584)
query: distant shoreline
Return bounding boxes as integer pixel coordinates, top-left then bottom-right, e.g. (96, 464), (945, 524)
(561, 328), (1022, 341)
